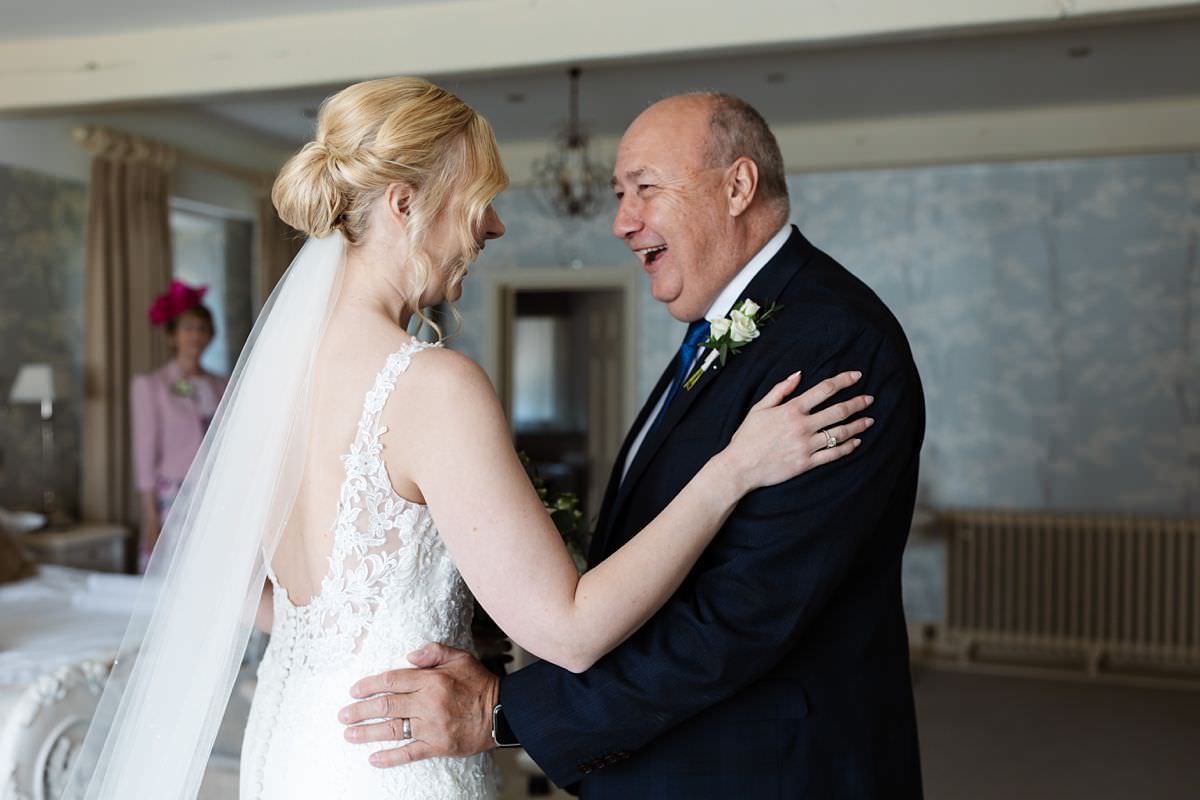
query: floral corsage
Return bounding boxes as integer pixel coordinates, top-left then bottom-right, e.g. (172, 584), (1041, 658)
(683, 298), (780, 390)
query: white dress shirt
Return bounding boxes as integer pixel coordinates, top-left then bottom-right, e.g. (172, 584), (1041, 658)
(621, 223), (792, 481)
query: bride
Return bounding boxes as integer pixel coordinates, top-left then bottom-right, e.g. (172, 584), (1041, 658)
(66, 78), (872, 799)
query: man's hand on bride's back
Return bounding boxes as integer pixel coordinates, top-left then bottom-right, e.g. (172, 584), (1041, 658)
(339, 643), (498, 767)
(717, 369), (874, 492)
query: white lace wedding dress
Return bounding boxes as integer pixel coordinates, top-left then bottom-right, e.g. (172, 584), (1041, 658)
(241, 341), (497, 799)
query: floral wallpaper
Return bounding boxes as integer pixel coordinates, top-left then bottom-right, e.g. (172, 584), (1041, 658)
(462, 152), (1200, 515)
(792, 154), (1199, 514)
(0, 164), (87, 517)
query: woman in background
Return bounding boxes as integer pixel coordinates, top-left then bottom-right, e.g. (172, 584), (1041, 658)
(130, 280), (227, 572)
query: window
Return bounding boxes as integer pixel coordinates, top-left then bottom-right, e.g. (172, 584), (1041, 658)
(512, 316), (567, 429)
(169, 206), (253, 375)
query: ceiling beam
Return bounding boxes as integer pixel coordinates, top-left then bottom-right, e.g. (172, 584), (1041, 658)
(2, 0), (1198, 113)
(498, 93), (1200, 184)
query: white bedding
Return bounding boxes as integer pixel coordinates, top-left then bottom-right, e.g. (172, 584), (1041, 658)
(0, 566), (246, 797)
(0, 565), (139, 686)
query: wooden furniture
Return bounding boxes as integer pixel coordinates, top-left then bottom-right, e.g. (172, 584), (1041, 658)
(18, 523), (131, 573)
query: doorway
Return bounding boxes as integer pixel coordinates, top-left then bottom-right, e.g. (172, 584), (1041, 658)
(488, 269), (637, 530)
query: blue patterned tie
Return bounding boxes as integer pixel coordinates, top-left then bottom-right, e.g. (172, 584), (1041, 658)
(650, 319), (710, 433)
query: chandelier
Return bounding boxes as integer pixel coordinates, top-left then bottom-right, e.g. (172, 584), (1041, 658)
(533, 67), (610, 219)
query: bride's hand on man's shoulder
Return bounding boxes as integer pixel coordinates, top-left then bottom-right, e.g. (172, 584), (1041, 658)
(720, 370), (874, 491)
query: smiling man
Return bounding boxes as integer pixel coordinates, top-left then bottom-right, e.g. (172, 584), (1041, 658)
(614, 94), (792, 324)
(340, 92), (926, 799)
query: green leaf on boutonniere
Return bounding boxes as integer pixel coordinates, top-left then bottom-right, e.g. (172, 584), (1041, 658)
(718, 340), (733, 367)
(756, 302), (781, 323)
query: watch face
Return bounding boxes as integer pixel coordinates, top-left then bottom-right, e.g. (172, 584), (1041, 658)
(492, 704), (520, 748)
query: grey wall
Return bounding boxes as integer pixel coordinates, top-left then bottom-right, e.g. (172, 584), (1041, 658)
(457, 152), (1200, 514)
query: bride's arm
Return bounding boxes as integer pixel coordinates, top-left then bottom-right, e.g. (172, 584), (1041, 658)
(398, 351), (870, 673)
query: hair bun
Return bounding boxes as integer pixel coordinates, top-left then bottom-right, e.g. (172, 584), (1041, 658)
(269, 77), (506, 248)
(271, 141), (345, 238)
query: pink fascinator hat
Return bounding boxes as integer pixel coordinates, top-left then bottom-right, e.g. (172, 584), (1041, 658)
(149, 280), (208, 326)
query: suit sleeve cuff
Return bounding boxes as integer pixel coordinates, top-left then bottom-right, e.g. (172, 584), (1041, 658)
(498, 663), (586, 790)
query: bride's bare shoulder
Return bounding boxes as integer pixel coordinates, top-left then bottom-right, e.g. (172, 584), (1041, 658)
(381, 345), (507, 475)
(401, 345), (498, 409)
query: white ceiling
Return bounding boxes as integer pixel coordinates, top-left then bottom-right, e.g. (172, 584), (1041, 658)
(195, 15), (1200, 148)
(0, 0), (447, 41)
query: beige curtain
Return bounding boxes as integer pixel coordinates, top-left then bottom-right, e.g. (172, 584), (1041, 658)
(78, 127), (176, 524)
(255, 191), (304, 312)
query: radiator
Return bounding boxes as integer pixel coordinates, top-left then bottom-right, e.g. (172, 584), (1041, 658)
(942, 510), (1200, 678)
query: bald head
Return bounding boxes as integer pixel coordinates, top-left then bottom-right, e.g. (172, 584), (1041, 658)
(621, 95), (713, 177)
(630, 93), (789, 219)
(628, 93), (712, 132)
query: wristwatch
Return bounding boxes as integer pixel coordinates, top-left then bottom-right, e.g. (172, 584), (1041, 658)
(491, 703), (521, 748)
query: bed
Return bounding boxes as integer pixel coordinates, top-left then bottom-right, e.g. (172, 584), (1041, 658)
(0, 565), (136, 799)
(0, 562), (255, 799)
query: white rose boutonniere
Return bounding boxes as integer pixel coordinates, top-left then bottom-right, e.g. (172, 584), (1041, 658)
(708, 317), (732, 340)
(728, 309), (759, 343)
(682, 298), (781, 391)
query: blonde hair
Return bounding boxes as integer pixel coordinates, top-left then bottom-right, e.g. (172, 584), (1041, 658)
(272, 77), (508, 335)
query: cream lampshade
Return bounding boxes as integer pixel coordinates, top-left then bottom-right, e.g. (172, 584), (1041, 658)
(9, 363), (56, 419)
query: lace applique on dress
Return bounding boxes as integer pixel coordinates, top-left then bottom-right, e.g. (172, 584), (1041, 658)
(243, 340), (495, 799)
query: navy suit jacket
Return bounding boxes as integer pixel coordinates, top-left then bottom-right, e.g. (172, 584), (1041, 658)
(500, 228), (925, 799)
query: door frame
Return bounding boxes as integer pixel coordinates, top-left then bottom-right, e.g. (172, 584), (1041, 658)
(480, 266), (640, 433)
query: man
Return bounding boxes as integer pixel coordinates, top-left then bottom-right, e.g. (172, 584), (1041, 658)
(340, 92), (925, 798)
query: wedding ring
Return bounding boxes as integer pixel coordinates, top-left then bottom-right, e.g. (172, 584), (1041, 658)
(401, 718), (412, 740)
(824, 430), (838, 449)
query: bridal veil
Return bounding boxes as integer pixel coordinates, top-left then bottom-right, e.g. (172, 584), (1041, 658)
(64, 232), (344, 798)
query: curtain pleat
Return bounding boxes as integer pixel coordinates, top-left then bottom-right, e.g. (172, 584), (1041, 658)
(255, 193), (303, 312)
(81, 144), (174, 525)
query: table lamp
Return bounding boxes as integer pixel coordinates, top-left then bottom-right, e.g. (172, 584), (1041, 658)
(9, 363), (67, 527)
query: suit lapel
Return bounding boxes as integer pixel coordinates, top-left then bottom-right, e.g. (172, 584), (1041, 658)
(607, 346), (722, 531)
(588, 359), (676, 563)
(596, 227), (814, 557)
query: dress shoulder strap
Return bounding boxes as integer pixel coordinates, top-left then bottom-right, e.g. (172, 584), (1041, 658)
(352, 339), (442, 451)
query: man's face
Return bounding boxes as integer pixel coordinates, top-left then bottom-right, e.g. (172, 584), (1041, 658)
(611, 99), (736, 322)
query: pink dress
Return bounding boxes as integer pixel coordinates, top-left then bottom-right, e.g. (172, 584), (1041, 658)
(130, 361), (227, 569)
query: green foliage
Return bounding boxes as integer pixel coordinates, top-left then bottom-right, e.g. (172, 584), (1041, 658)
(518, 451), (587, 572)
